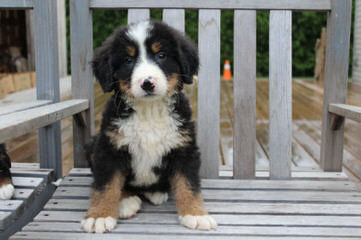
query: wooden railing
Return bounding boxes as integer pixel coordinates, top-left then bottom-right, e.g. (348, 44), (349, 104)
(1, 0), (356, 181)
(0, 0), (90, 179)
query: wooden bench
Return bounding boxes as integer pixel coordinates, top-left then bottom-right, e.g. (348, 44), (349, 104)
(2, 0), (361, 239)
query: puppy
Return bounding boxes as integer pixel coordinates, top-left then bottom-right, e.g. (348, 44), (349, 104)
(0, 144), (15, 200)
(81, 20), (216, 233)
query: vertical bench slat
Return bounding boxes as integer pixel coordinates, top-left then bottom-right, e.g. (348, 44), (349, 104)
(34, 0), (62, 178)
(70, 0), (94, 168)
(128, 9), (150, 24)
(320, 0), (352, 171)
(233, 10), (257, 179)
(163, 9), (185, 33)
(269, 10), (292, 179)
(198, 10), (221, 178)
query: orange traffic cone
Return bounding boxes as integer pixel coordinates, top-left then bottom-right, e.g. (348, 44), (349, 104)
(222, 59), (232, 81)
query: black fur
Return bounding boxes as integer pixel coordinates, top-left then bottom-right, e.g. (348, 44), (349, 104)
(87, 20), (201, 196)
(0, 144), (12, 181)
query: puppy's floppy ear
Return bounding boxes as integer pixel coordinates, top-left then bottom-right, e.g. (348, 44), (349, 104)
(92, 35), (115, 92)
(177, 36), (199, 84)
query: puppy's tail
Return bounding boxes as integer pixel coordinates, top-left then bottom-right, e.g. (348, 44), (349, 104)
(84, 136), (98, 173)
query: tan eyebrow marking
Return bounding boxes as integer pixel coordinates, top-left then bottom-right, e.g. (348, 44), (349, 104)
(126, 46), (136, 57)
(151, 41), (162, 53)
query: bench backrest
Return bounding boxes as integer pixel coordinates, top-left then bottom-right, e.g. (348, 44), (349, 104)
(72, 0), (352, 179)
(1, 0), (352, 180)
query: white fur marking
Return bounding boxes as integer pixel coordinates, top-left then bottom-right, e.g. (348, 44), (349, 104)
(81, 217), (117, 233)
(179, 215), (217, 230)
(112, 98), (184, 186)
(0, 183), (14, 200)
(127, 21), (168, 98)
(144, 192), (168, 205)
(118, 195), (142, 218)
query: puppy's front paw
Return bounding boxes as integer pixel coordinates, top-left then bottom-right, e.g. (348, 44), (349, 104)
(118, 195), (142, 219)
(144, 192), (168, 205)
(0, 183), (14, 200)
(179, 215), (217, 230)
(81, 216), (117, 233)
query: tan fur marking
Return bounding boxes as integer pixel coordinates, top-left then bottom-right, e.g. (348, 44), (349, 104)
(85, 171), (124, 219)
(126, 46), (136, 57)
(151, 42), (162, 53)
(0, 177), (12, 187)
(119, 81), (131, 92)
(171, 174), (207, 216)
(167, 74), (180, 93)
(105, 129), (124, 148)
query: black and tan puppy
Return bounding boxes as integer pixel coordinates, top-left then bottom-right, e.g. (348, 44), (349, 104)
(0, 144), (14, 200)
(81, 20), (216, 233)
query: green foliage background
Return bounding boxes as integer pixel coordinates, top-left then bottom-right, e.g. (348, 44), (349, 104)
(66, 1), (356, 77)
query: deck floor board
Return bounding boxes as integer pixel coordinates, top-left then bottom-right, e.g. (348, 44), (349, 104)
(12, 169), (361, 239)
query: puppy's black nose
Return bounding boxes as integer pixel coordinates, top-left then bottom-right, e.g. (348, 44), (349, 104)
(141, 77), (155, 92)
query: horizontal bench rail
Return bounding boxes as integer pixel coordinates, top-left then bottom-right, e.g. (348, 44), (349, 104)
(90, 0), (331, 11)
(0, 0), (33, 9)
(329, 103), (361, 123)
(0, 99), (89, 144)
(0, 101), (51, 117)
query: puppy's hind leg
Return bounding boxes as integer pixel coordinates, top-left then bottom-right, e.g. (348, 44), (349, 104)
(144, 192), (168, 205)
(118, 191), (142, 219)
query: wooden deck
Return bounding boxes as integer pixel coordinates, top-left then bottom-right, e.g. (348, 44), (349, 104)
(10, 167), (361, 239)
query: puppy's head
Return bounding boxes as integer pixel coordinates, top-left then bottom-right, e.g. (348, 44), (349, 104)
(92, 20), (199, 99)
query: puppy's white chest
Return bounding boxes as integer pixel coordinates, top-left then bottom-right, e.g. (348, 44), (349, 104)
(112, 101), (183, 186)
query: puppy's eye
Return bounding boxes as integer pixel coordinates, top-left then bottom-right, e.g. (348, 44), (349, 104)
(156, 51), (166, 60)
(125, 57), (134, 64)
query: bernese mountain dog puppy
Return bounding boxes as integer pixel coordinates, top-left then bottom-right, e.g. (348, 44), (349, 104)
(0, 144), (14, 200)
(81, 20), (217, 233)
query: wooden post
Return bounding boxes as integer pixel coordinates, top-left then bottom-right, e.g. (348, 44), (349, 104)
(163, 9), (185, 33)
(70, 0), (94, 168)
(353, 0), (361, 83)
(57, 0), (67, 78)
(233, 10), (256, 179)
(34, 0), (62, 178)
(320, 0), (352, 171)
(198, 10), (221, 178)
(314, 28), (326, 83)
(269, 10), (292, 179)
(128, 9), (150, 23)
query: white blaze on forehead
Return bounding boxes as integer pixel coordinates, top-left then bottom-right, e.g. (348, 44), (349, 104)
(126, 20), (168, 98)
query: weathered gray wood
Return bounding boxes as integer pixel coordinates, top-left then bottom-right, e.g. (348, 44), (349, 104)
(0, 99), (89, 143)
(12, 177), (43, 187)
(19, 221), (361, 237)
(0, 100), (51, 116)
(233, 10), (256, 179)
(10, 232), (358, 240)
(197, 10), (221, 178)
(33, 0), (62, 178)
(33, 211), (361, 228)
(0, 0), (33, 9)
(53, 185), (361, 203)
(25, 10), (35, 71)
(162, 9), (185, 33)
(57, 0), (68, 78)
(329, 103), (361, 123)
(68, 167), (349, 180)
(61, 176), (357, 191)
(44, 198), (361, 215)
(320, 0), (352, 171)
(0, 212), (12, 231)
(128, 9), (150, 24)
(70, 0), (94, 168)
(90, 0), (331, 11)
(269, 10), (292, 179)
